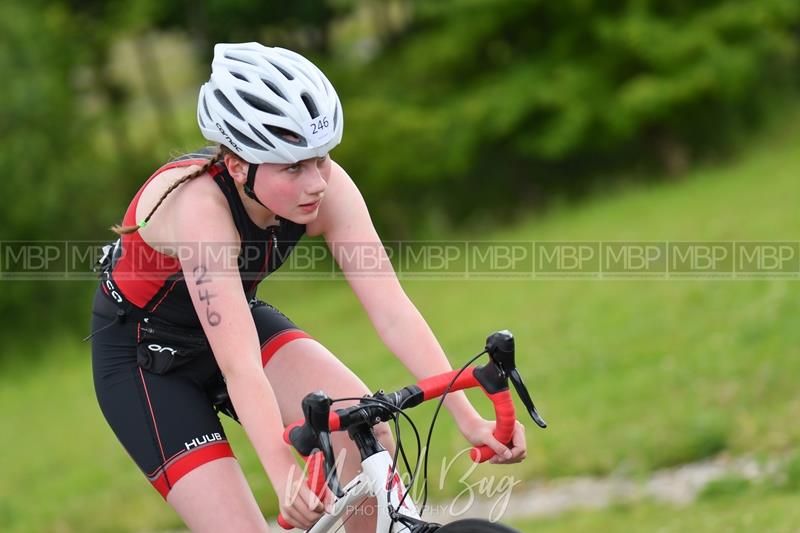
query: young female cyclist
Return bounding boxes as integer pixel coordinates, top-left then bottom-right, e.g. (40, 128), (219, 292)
(90, 42), (527, 532)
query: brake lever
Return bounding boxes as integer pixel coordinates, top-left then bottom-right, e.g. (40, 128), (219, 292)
(486, 330), (547, 429)
(509, 368), (547, 428)
(317, 431), (345, 498)
(303, 392), (345, 498)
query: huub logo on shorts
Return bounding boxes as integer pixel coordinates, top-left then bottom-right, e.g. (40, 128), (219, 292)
(185, 432), (223, 451)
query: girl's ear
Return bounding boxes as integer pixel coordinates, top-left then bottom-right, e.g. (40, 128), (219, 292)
(223, 153), (248, 184)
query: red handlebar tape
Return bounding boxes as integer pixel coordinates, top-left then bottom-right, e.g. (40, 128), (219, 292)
(279, 365), (519, 528)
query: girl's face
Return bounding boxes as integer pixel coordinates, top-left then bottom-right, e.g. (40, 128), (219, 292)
(251, 154), (331, 224)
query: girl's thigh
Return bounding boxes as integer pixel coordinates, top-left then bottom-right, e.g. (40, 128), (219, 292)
(250, 299), (376, 423)
(166, 457), (269, 533)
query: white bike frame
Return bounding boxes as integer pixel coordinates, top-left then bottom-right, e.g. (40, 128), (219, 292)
(307, 450), (423, 533)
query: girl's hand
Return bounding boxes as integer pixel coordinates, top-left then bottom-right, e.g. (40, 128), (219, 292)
(458, 416), (527, 464)
(277, 470), (331, 530)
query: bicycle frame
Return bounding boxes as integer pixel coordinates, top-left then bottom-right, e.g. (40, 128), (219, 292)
(278, 331), (546, 532)
(305, 450), (421, 532)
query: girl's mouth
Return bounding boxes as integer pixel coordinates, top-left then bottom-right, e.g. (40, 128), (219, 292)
(299, 199), (321, 212)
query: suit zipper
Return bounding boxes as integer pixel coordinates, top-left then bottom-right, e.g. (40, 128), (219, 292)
(250, 227), (277, 293)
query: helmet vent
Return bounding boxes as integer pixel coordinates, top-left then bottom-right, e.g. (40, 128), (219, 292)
(267, 126), (307, 147)
(214, 90), (243, 120)
(224, 120), (264, 150)
(224, 52), (257, 66)
(262, 79), (287, 101)
(231, 72), (248, 81)
(249, 124), (275, 148)
(269, 61), (294, 80)
(300, 93), (319, 119)
(202, 94), (211, 121)
(332, 104), (339, 128)
(237, 90), (285, 116)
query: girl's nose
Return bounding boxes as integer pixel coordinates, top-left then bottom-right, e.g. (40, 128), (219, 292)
(307, 166), (327, 195)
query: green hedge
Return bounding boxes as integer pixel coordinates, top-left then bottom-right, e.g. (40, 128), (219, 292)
(332, 0), (800, 233)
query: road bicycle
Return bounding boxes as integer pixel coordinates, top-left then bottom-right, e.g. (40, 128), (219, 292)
(276, 330), (547, 532)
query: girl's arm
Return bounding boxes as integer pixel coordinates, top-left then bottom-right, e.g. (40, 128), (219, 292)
(171, 178), (312, 502)
(308, 163), (484, 433)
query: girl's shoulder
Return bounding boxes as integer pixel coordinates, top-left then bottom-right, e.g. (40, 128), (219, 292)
(136, 162), (234, 249)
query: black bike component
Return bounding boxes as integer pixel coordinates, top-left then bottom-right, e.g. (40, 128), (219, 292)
(303, 391), (330, 433)
(330, 394), (423, 475)
(485, 330), (547, 429)
(293, 391), (345, 498)
(509, 367), (547, 428)
(436, 518), (522, 532)
(316, 431), (344, 498)
(472, 363), (509, 394)
(377, 385), (425, 410)
(332, 393), (425, 522)
(288, 399), (323, 457)
(389, 509), (441, 532)
(334, 385), (424, 430)
(485, 330), (516, 371)
(287, 423), (317, 456)
(347, 422), (384, 461)
(338, 403), (387, 427)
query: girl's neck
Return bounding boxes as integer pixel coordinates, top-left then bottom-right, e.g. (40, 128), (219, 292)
(237, 185), (279, 229)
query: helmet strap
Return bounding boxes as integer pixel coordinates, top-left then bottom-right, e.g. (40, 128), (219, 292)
(243, 163), (267, 208)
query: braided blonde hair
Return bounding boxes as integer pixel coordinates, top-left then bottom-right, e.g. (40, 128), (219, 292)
(111, 147), (226, 235)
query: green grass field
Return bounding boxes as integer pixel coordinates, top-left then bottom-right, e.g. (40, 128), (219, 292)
(510, 491), (800, 532)
(2, 114), (799, 532)
(510, 467), (800, 532)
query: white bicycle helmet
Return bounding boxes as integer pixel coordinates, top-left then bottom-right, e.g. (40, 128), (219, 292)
(197, 42), (343, 164)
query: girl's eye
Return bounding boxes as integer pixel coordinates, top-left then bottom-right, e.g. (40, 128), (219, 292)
(287, 163), (302, 172)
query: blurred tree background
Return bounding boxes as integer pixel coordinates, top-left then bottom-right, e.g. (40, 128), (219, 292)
(0, 0), (798, 353)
